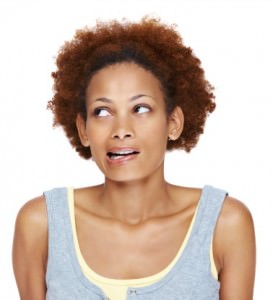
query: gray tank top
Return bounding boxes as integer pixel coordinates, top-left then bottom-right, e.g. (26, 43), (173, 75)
(44, 185), (227, 300)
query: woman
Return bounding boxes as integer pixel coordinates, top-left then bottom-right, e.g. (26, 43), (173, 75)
(12, 17), (255, 300)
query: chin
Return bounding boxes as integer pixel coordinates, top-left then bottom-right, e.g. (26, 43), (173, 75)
(106, 173), (146, 184)
(105, 165), (163, 185)
(99, 159), (164, 184)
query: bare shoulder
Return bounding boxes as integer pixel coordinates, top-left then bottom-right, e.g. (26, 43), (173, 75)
(13, 196), (48, 299)
(13, 195), (48, 263)
(217, 196), (254, 235)
(214, 195), (256, 298)
(15, 195), (48, 232)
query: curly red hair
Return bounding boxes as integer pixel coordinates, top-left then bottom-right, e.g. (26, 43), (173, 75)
(48, 17), (215, 159)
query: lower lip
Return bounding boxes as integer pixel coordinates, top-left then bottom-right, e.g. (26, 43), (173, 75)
(106, 153), (139, 165)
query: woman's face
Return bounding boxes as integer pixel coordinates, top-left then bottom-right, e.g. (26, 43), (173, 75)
(77, 62), (182, 183)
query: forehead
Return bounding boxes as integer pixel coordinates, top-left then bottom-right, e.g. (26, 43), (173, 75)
(86, 62), (164, 103)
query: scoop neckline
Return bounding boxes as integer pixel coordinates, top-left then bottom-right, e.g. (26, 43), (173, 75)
(67, 186), (202, 286)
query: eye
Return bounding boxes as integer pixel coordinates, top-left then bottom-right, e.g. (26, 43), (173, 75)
(93, 107), (111, 117)
(134, 105), (151, 114)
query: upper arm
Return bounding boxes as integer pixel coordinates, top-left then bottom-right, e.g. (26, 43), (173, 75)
(214, 196), (256, 300)
(12, 196), (48, 300)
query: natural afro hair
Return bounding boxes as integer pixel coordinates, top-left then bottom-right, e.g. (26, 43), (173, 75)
(48, 17), (215, 159)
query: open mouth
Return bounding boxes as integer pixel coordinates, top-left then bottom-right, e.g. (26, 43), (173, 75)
(107, 150), (140, 160)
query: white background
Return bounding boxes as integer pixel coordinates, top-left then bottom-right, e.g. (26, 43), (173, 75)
(0, 0), (272, 298)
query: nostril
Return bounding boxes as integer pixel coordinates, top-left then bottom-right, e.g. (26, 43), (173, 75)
(113, 133), (132, 139)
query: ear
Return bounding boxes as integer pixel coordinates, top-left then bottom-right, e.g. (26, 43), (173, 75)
(76, 114), (90, 147)
(167, 106), (184, 141)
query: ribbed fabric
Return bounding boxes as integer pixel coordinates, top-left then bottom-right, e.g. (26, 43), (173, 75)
(44, 185), (227, 300)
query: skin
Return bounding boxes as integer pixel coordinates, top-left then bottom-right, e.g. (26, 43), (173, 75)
(13, 62), (256, 300)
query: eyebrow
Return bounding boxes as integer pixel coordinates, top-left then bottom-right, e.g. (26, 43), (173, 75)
(95, 94), (153, 103)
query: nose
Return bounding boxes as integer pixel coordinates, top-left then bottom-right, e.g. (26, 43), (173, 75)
(111, 116), (134, 140)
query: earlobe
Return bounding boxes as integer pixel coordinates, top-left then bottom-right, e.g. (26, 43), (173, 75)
(168, 106), (184, 140)
(76, 114), (90, 147)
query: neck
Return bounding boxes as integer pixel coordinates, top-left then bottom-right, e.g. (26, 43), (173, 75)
(99, 171), (172, 225)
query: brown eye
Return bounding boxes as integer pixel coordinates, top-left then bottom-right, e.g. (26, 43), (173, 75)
(93, 107), (111, 117)
(134, 105), (151, 114)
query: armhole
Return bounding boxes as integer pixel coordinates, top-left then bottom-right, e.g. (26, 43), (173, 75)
(210, 239), (218, 280)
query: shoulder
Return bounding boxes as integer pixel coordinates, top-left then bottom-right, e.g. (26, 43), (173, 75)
(15, 195), (48, 230)
(212, 195), (256, 297)
(217, 196), (254, 235)
(13, 196), (48, 298)
(14, 195), (48, 255)
(214, 195), (256, 271)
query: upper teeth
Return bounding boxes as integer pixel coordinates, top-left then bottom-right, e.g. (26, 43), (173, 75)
(108, 150), (137, 157)
(107, 150), (139, 160)
(113, 150), (135, 155)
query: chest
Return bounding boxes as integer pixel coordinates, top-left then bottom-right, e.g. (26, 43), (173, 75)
(75, 213), (193, 279)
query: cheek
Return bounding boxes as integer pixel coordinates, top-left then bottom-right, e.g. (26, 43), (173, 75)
(86, 124), (107, 151)
(137, 118), (168, 148)
(143, 114), (168, 135)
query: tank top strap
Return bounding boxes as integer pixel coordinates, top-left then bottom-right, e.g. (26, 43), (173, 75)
(183, 185), (227, 269)
(44, 187), (68, 247)
(193, 185), (227, 244)
(44, 188), (71, 282)
(44, 187), (106, 300)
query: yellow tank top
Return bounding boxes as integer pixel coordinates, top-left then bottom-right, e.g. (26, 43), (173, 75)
(68, 188), (217, 300)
